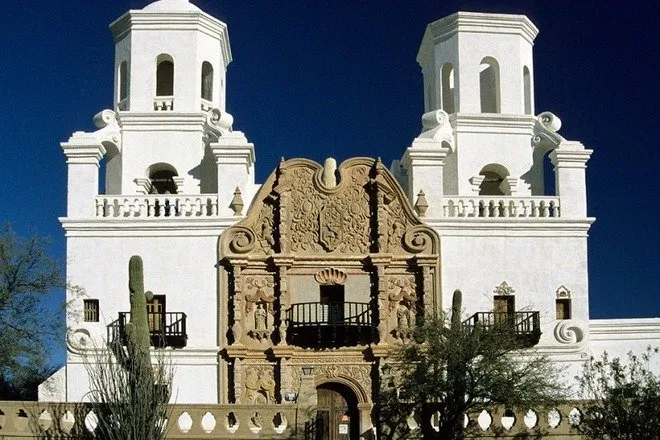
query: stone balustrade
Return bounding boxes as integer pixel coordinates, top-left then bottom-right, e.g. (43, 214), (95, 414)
(0, 401), (586, 438)
(441, 196), (560, 218)
(95, 194), (219, 218)
(154, 96), (174, 111)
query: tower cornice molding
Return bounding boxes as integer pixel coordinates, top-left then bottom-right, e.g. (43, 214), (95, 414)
(418, 12), (538, 66)
(110, 11), (232, 67)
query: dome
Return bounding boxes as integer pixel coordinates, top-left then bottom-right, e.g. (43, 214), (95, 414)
(143, 0), (201, 12)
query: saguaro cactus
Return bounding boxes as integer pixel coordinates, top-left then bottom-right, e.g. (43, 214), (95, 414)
(126, 255), (151, 358)
(451, 289), (462, 330)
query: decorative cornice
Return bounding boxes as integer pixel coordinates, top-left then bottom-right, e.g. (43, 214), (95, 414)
(110, 11), (232, 67)
(60, 217), (239, 236)
(423, 217), (595, 237)
(116, 112), (207, 131)
(418, 12), (538, 65)
(453, 113), (536, 134)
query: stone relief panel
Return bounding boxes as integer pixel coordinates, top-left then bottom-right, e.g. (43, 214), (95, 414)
(387, 276), (418, 340)
(287, 356), (373, 401)
(235, 360), (277, 404)
(242, 276), (276, 344)
(287, 163), (371, 254)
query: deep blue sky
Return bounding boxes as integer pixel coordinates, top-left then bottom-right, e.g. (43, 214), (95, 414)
(1, 0), (658, 341)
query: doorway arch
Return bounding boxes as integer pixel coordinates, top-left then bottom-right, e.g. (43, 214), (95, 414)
(315, 382), (359, 440)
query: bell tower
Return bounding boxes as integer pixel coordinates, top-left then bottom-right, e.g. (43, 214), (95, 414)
(111, 0), (231, 113)
(417, 12), (537, 115)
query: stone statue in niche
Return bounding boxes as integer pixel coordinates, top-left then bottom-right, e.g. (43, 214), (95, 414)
(397, 303), (413, 329)
(255, 303), (267, 331)
(244, 277), (275, 341)
(387, 276), (417, 339)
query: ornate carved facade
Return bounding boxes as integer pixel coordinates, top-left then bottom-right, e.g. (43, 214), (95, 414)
(219, 157), (440, 407)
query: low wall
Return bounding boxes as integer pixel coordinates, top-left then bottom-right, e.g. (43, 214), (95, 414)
(0, 401), (585, 439)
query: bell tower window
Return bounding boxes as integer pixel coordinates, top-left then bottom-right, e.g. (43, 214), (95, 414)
(478, 164), (510, 196)
(201, 61), (214, 102)
(440, 62), (455, 114)
(148, 163), (178, 194)
(156, 56), (174, 96)
(523, 66), (532, 115)
(479, 57), (500, 113)
(119, 61), (129, 102)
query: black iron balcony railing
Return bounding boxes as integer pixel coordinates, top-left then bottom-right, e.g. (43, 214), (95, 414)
(106, 311), (187, 348)
(462, 311), (541, 347)
(287, 301), (376, 348)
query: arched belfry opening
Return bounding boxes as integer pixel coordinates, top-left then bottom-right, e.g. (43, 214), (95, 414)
(478, 163), (510, 196)
(147, 163), (178, 194)
(201, 61), (214, 101)
(440, 62), (455, 113)
(479, 57), (500, 113)
(156, 54), (174, 96)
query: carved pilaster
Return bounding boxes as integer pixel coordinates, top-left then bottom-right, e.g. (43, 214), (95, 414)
(421, 265), (433, 313)
(231, 265), (244, 345)
(276, 264), (290, 345)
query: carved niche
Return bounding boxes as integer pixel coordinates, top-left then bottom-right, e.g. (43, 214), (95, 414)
(387, 276), (418, 340)
(243, 276), (276, 342)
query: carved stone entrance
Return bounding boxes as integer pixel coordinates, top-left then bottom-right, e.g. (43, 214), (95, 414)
(315, 382), (359, 440)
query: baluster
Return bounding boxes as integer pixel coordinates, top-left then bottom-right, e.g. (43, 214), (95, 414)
(211, 197), (218, 216)
(531, 201), (539, 217)
(540, 201), (548, 217)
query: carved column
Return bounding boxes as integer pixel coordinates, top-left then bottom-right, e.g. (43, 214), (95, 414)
(231, 263), (246, 346)
(274, 259), (294, 346)
(369, 256), (392, 346)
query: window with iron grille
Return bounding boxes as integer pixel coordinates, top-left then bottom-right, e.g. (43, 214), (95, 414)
(84, 299), (100, 322)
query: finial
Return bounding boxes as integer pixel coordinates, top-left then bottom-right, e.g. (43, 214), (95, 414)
(229, 187), (244, 216)
(321, 157), (338, 188)
(414, 190), (429, 217)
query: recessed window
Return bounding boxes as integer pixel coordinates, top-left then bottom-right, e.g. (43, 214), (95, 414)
(556, 298), (571, 320)
(440, 62), (455, 113)
(201, 61), (213, 101)
(479, 57), (500, 113)
(156, 56), (174, 96)
(119, 61), (129, 102)
(84, 299), (99, 322)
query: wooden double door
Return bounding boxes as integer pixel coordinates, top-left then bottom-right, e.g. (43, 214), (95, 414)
(315, 383), (359, 440)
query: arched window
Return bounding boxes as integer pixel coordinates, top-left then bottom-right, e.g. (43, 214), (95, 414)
(479, 57), (500, 113)
(156, 55), (174, 96)
(523, 66), (532, 115)
(478, 163), (510, 196)
(440, 62), (455, 113)
(201, 61), (213, 101)
(148, 163), (178, 194)
(118, 61), (129, 102)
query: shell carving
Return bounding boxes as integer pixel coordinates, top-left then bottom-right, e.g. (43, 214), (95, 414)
(314, 267), (347, 285)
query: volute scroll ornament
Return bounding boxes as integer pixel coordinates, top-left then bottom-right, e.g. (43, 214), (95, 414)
(402, 226), (437, 254)
(225, 226), (257, 254)
(204, 108), (234, 143)
(532, 111), (565, 150)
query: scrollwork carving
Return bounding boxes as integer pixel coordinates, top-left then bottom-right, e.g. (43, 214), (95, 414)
(226, 227), (257, 254)
(402, 226), (435, 254)
(532, 111), (565, 150)
(554, 320), (586, 345)
(204, 108), (234, 142)
(66, 328), (92, 355)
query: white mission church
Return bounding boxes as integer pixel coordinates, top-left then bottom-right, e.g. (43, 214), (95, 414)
(38, 0), (659, 437)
